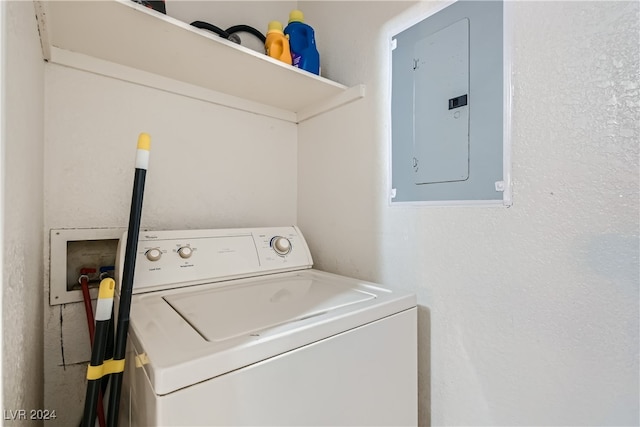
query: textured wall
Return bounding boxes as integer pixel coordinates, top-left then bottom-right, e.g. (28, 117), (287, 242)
(299, 1), (639, 425)
(2, 1), (45, 425)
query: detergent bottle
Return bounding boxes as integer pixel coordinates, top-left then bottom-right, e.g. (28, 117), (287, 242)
(265, 21), (292, 65)
(283, 10), (320, 75)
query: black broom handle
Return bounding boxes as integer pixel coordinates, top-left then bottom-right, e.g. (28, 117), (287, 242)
(80, 278), (116, 427)
(107, 134), (151, 427)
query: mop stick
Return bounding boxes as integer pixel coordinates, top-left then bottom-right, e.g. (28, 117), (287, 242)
(79, 269), (106, 427)
(106, 133), (151, 427)
(80, 278), (116, 427)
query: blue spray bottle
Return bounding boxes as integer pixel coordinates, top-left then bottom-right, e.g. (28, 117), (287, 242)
(283, 10), (320, 75)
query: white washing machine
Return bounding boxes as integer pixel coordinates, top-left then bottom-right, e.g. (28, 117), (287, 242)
(117, 226), (417, 426)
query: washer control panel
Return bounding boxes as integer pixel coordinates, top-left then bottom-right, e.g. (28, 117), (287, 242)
(117, 226), (313, 294)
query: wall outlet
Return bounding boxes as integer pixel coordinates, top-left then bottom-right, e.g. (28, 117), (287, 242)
(50, 228), (125, 305)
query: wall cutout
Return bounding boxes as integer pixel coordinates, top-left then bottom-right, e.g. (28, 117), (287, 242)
(50, 228), (124, 305)
(390, 0), (511, 206)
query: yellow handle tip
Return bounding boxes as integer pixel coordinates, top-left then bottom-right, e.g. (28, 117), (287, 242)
(98, 278), (116, 300)
(137, 133), (151, 151)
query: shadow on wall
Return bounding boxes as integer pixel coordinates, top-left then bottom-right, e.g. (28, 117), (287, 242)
(418, 304), (432, 427)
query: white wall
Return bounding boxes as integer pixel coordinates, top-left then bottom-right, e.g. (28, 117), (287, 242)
(40, 2), (302, 424)
(2, 1), (45, 424)
(42, 64), (298, 425)
(299, 1), (639, 426)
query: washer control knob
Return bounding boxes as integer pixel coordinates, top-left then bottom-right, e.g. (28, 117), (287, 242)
(177, 246), (193, 259)
(271, 236), (291, 255)
(145, 248), (162, 262)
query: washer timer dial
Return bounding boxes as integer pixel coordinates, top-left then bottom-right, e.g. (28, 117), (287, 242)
(177, 246), (193, 259)
(145, 248), (162, 261)
(270, 236), (291, 255)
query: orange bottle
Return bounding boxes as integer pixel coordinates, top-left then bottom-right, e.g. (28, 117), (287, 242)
(265, 21), (292, 65)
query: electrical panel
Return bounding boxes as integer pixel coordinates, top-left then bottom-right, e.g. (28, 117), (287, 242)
(391, 0), (510, 205)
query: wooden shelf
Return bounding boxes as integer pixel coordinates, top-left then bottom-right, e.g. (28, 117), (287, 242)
(35, 0), (364, 123)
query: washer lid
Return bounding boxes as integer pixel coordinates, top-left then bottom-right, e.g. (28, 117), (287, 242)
(164, 277), (375, 342)
(128, 269), (416, 395)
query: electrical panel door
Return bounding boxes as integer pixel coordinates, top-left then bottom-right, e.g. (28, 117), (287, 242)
(413, 18), (469, 184)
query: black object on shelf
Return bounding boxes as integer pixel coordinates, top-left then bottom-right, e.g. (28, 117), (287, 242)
(132, 0), (166, 14)
(191, 21), (266, 45)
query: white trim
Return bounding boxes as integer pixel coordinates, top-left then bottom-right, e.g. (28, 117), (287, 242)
(502, 0), (515, 207)
(390, 199), (507, 208)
